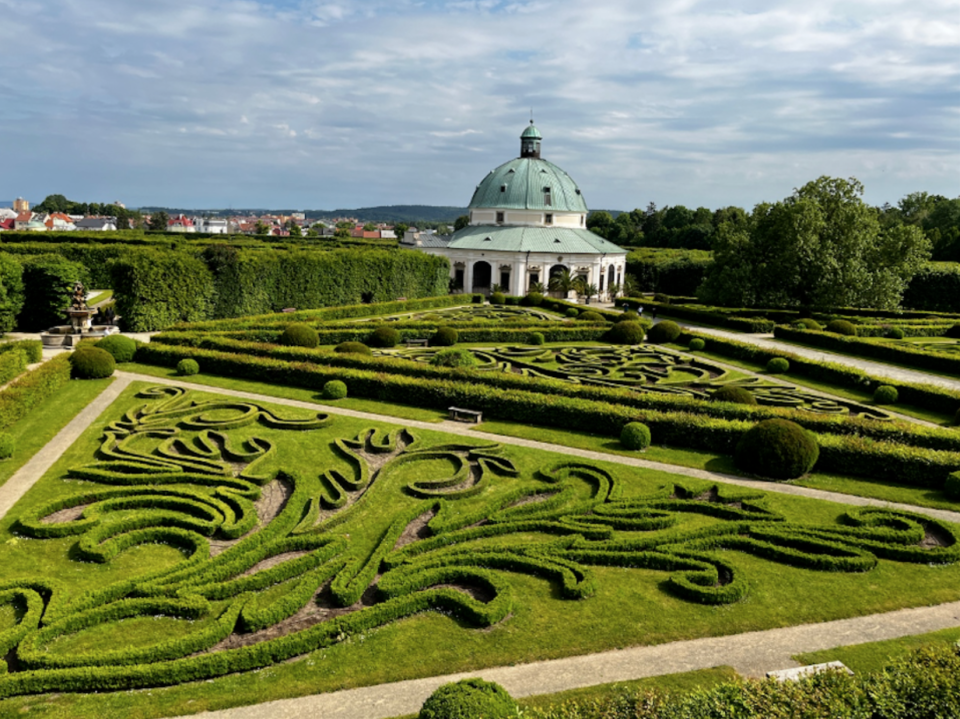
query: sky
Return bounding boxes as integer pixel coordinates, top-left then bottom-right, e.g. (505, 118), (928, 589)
(1, 0), (958, 212)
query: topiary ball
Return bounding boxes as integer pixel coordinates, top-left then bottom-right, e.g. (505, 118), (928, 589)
(617, 310), (640, 323)
(529, 332), (545, 345)
(565, 308), (579, 318)
(430, 347), (478, 368)
(419, 678), (518, 719)
(0, 432), (14, 460)
(490, 292), (505, 305)
(711, 385), (757, 405)
(322, 380), (348, 400)
(95, 334), (138, 363)
(606, 321), (646, 345)
(177, 358), (199, 376)
(766, 357), (790, 374)
(279, 323), (319, 348)
(334, 341), (372, 355)
(69, 347), (115, 379)
(945, 324), (960, 339)
(825, 319), (857, 336)
(886, 326), (905, 340)
(873, 385), (898, 404)
(432, 326), (458, 347)
(578, 310), (604, 322)
(368, 326), (401, 348)
(794, 318), (823, 331)
(521, 292), (543, 307)
(620, 422), (651, 450)
(689, 338), (706, 351)
(734, 418), (819, 480)
(646, 320), (681, 344)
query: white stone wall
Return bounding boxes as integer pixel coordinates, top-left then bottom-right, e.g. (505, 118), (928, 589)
(469, 209), (586, 229)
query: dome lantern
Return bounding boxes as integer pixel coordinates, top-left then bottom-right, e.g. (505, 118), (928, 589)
(520, 121), (542, 159)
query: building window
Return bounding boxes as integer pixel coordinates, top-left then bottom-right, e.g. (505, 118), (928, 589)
(581, 215), (585, 226)
(500, 184), (507, 192)
(543, 187), (552, 206)
(529, 273), (539, 289)
(496, 211), (504, 224)
(500, 271), (510, 289)
(545, 213), (553, 225)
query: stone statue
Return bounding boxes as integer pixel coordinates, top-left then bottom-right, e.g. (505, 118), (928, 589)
(71, 281), (87, 311)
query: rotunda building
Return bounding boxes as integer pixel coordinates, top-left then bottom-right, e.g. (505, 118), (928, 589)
(403, 122), (627, 301)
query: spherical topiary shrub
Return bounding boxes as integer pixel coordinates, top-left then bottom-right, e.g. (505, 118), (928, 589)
(734, 418), (819, 480)
(945, 324), (960, 339)
(565, 308), (579, 318)
(334, 341), (372, 355)
(620, 422), (651, 450)
(322, 380), (348, 400)
(606, 321), (646, 345)
(69, 347), (116, 379)
(766, 357), (790, 374)
(578, 310), (604, 322)
(521, 292), (543, 307)
(794, 318), (823, 331)
(825, 319), (858, 336)
(177, 358), (199, 376)
(490, 292), (505, 305)
(646, 320), (681, 344)
(368, 326), (401, 348)
(279, 323), (319, 348)
(689, 338), (706, 351)
(419, 678), (518, 719)
(432, 326), (458, 347)
(95, 334), (138, 363)
(711, 385), (757, 405)
(0, 433), (14, 460)
(430, 347), (478, 369)
(617, 310), (640, 323)
(874, 385), (899, 405)
(529, 331), (545, 345)
(883, 326), (904, 340)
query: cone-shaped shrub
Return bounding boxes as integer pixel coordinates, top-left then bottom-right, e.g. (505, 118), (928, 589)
(368, 326), (400, 348)
(69, 347), (115, 379)
(95, 334), (138, 363)
(432, 326), (458, 346)
(334, 342), (372, 355)
(177, 358), (199, 376)
(646, 320), (681, 343)
(419, 678), (518, 719)
(322, 380), (347, 400)
(825, 319), (857, 336)
(735, 418), (819, 480)
(711, 385), (757, 405)
(606, 321), (646, 345)
(620, 422), (651, 450)
(279, 323), (319, 348)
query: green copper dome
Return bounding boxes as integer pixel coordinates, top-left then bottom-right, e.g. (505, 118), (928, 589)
(468, 158), (588, 213)
(520, 121), (542, 139)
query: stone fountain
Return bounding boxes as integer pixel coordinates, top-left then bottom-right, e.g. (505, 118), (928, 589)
(41, 281), (119, 348)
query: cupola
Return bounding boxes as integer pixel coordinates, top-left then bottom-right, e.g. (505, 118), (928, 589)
(520, 121), (542, 159)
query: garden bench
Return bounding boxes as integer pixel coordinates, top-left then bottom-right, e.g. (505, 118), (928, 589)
(281, 308), (297, 313)
(405, 338), (430, 347)
(448, 406), (483, 423)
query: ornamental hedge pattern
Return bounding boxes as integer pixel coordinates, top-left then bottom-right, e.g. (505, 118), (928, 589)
(0, 385), (956, 699)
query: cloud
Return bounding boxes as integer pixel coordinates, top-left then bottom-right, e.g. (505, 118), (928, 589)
(0, 0), (956, 210)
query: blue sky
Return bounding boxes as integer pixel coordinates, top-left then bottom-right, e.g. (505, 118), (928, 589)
(2, 0), (958, 211)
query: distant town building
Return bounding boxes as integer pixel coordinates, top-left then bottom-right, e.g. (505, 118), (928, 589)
(75, 217), (118, 231)
(197, 218), (229, 234)
(12, 197), (29, 212)
(167, 214), (196, 233)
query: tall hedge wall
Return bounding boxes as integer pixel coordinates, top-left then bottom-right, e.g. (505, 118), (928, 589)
(902, 262), (960, 313)
(625, 249), (713, 295)
(0, 254), (24, 334)
(17, 254), (89, 332)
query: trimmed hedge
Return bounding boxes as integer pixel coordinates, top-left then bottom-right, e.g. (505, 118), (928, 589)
(874, 385), (898, 405)
(69, 348), (115, 379)
(711, 385), (757, 405)
(0, 433), (13, 459)
(432, 326), (458, 347)
(646, 320), (681, 344)
(176, 359), (199, 376)
(529, 332), (545, 345)
(688, 337), (705, 351)
(735, 419), (819, 480)
(0, 253), (24, 334)
(430, 348), (478, 368)
(0, 348), (27, 386)
(419, 678), (518, 719)
(825, 319), (858, 336)
(903, 261), (960, 312)
(0, 353), (72, 432)
(18, 254), (89, 332)
(322, 380), (348, 400)
(766, 357), (790, 374)
(95, 335), (138, 363)
(606, 321), (646, 345)
(0, 339), (42, 364)
(278, 324), (319, 348)
(334, 341), (371, 355)
(620, 422), (651, 450)
(369, 326), (400, 348)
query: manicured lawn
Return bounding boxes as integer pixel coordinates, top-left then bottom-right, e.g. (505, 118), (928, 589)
(1, 381), (959, 718)
(793, 471), (960, 513)
(794, 626), (960, 674)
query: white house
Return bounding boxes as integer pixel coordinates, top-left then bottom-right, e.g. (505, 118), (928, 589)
(402, 122), (627, 300)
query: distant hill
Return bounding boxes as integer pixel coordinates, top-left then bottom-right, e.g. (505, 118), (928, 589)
(137, 205), (468, 224)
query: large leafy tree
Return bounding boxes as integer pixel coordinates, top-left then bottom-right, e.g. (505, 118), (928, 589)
(699, 176), (930, 310)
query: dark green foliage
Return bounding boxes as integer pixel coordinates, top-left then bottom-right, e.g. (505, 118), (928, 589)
(0, 339), (42, 364)
(617, 310), (640, 322)
(69, 347), (116, 379)
(903, 262), (960, 312)
(873, 385), (898, 404)
(946, 323), (960, 339)
(432, 326), (458, 346)
(825, 319), (858, 336)
(711, 385), (757, 405)
(620, 298), (776, 334)
(176, 359), (199, 376)
(369, 326), (400, 348)
(95, 335), (138, 363)
(0, 349), (27, 386)
(110, 250), (214, 332)
(887, 326), (905, 339)
(565, 308), (579, 318)
(794, 318), (822, 331)
(17, 254), (89, 331)
(956, 407), (960, 426)
(521, 292), (543, 306)
(606, 321), (646, 345)
(0, 254), (25, 333)
(688, 338), (705, 351)
(529, 332), (545, 345)
(322, 380), (347, 400)
(646, 320), (681, 344)
(334, 342), (372, 355)
(490, 292), (505, 305)
(0, 354), (72, 432)
(278, 324), (319, 348)
(419, 678), (518, 719)
(471, 294), (484, 303)
(578, 310), (605, 322)
(620, 422), (651, 450)
(766, 357), (790, 374)
(430, 347), (478, 368)
(735, 419), (819, 480)
(947, 471), (960, 498)
(626, 248), (712, 295)
(0, 432), (13, 459)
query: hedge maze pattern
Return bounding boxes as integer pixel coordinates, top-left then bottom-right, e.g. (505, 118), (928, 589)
(355, 305), (558, 323)
(388, 345), (890, 419)
(0, 386), (951, 697)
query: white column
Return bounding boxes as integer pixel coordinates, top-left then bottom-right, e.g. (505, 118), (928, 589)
(513, 259), (525, 296)
(465, 259), (475, 294)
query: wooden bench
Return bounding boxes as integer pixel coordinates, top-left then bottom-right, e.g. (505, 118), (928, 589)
(405, 338), (430, 347)
(448, 406), (483, 423)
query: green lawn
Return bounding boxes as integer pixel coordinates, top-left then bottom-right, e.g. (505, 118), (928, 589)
(794, 627), (960, 674)
(1, 381), (959, 718)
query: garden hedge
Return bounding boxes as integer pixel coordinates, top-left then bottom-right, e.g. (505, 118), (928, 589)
(0, 353), (72, 432)
(17, 254), (89, 332)
(735, 419), (819, 480)
(69, 348), (116, 379)
(0, 253), (24, 334)
(95, 335), (138, 363)
(419, 678), (518, 719)
(0, 348), (27, 386)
